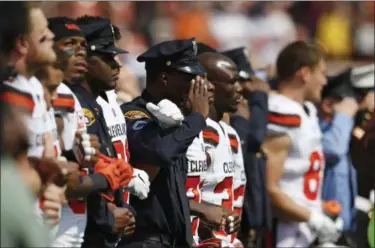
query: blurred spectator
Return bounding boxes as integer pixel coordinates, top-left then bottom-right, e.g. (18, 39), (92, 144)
(116, 64), (142, 104)
(353, 2), (375, 59)
(209, 2), (252, 50)
(316, 2), (353, 59)
(174, 2), (217, 47)
(247, 2), (297, 67)
(148, 2), (178, 44)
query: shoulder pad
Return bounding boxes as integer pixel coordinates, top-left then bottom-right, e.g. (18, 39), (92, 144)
(54, 83), (75, 113)
(203, 119), (221, 147)
(268, 93), (302, 128)
(203, 125), (219, 148)
(0, 83), (35, 114)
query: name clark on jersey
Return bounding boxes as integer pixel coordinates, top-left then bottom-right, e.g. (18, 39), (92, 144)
(188, 159), (208, 173)
(108, 123), (126, 138)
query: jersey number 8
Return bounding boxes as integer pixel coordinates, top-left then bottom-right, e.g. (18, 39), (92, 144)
(303, 151), (324, 200)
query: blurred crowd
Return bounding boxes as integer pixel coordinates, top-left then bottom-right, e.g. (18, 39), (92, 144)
(41, 1), (375, 101)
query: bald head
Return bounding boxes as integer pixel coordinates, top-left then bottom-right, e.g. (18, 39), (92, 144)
(198, 52), (238, 83)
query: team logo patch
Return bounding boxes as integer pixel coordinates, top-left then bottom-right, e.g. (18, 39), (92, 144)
(124, 110), (150, 120)
(83, 108), (95, 127)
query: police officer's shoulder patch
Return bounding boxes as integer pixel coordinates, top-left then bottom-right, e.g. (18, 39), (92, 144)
(124, 110), (150, 120)
(83, 108), (95, 126)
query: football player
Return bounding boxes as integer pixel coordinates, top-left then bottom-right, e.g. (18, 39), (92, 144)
(198, 52), (243, 247)
(263, 41), (340, 247)
(0, 3), (69, 229)
(36, 17), (133, 248)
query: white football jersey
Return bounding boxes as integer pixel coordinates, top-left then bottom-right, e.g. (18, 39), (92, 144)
(1, 75), (61, 240)
(267, 93), (324, 212)
(1, 75), (60, 158)
(52, 83), (88, 248)
(54, 83), (86, 151)
(219, 121), (246, 244)
(201, 118), (235, 246)
(185, 132), (208, 245)
(96, 90), (130, 203)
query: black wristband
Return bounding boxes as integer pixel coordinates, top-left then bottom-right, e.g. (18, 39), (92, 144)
(89, 174), (109, 192)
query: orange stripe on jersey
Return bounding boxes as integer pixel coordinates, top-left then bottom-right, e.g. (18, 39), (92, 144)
(228, 134), (239, 153)
(53, 94), (75, 112)
(0, 91), (34, 113)
(268, 111), (301, 127)
(203, 130), (219, 146)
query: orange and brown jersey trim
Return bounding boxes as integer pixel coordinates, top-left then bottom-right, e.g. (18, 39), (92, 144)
(228, 133), (239, 154)
(268, 111), (301, 127)
(0, 86), (35, 114)
(203, 126), (219, 147)
(52, 93), (75, 113)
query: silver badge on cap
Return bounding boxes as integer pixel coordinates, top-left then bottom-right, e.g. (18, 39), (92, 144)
(192, 39), (197, 56)
(243, 48), (249, 58)
(110, 24), (115, 40)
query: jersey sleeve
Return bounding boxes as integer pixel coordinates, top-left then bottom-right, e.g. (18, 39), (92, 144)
(267, 94), (302, 137)
(0, 83), (35, 114)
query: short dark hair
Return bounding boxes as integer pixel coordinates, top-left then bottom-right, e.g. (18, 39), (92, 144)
(0, 2), (30, 55)
(276, 41), (325, 81)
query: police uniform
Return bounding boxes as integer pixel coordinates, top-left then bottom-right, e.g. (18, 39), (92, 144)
(119, 38), (206, 248)
(70, 19), (128, 248)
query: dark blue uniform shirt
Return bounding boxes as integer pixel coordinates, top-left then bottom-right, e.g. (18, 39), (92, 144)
(230, 91), (272, 231)
(120, 91), (206, 247)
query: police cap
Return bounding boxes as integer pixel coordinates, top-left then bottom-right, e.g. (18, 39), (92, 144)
(78, 18), (127, 55)
(323, 64), (374, 99)
(350, 64), (374, 94)
(137, 38), (205, 76)
(222, 47), (254, 81)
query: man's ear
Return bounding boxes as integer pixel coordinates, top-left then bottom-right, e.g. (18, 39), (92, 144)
(296, 66), (311, 84)
(15, 35), (29, 56)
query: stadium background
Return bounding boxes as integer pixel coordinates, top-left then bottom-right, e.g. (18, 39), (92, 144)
(42, 1), (374, 102)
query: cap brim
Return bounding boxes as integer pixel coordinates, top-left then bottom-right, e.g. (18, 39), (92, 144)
(176, 64), (206, 76)
(97, 46), (128, 55)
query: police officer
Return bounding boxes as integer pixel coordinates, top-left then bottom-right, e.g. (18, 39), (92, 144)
(120, 38), (210, 248)
(222, 47), (271, 248)
(70, 17), (135, 248)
